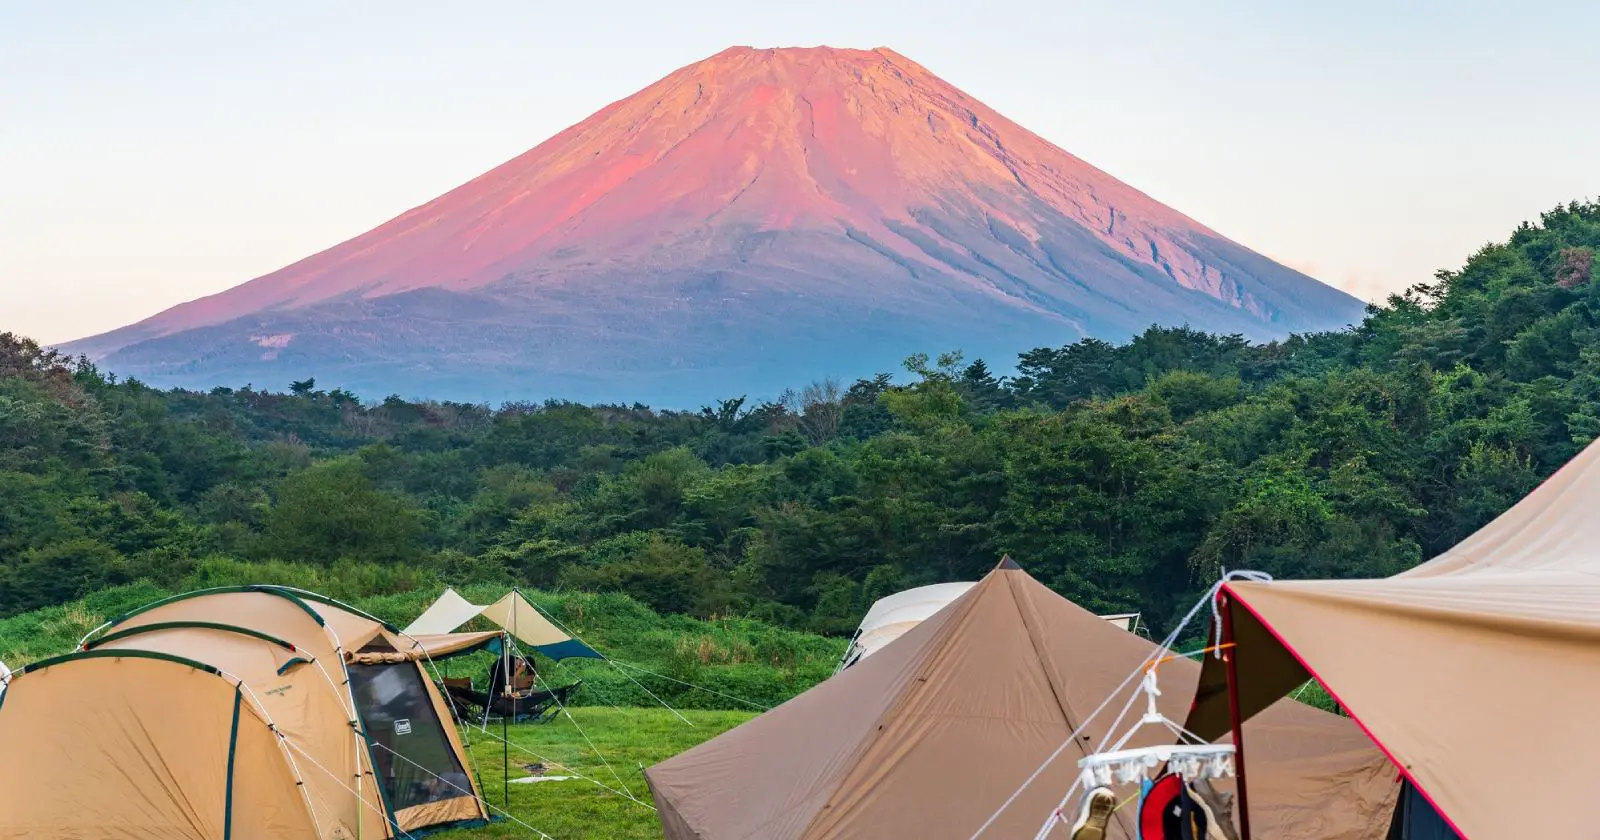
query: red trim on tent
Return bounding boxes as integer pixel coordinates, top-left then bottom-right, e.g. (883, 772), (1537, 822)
(1221, 583), (1469, 840)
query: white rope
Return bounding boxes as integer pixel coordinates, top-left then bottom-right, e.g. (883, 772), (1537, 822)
(282, 737), (419, 840)
(366, 740), (557, 839)
(609, 660), (772, 711)
(521, 594), (693, 726)
(215, 668), (331, 840)
(970, 570), (1272, 840)
(462, 722), (658, 811)
(503, 636), (637, 800)
(1210, 571), (1272, 658)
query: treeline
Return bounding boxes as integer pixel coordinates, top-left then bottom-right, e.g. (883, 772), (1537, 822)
(4, 201), (1599, 634)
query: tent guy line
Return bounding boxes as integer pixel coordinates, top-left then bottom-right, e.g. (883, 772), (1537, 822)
(367, 739), (559, 839)
(968, 568), (1273, 840)
(502, 632), (640, 801)
(406, 587), (695, 725)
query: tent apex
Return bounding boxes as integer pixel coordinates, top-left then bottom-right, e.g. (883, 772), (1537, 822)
(996, 555), (1023, 571)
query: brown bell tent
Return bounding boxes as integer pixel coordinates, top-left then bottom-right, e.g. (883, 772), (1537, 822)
(1188, 436), (1600, 838)
(0, 585), (500, 839)
(645, 558), (1399, 840)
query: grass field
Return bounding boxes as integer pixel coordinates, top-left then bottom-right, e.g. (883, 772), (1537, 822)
(439, 707), (755, 840)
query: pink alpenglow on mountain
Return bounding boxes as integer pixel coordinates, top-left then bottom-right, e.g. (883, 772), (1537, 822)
(68, 46), (1363, 405)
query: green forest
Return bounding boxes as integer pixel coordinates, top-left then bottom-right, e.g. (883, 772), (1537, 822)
(5, 201), (1599, 655)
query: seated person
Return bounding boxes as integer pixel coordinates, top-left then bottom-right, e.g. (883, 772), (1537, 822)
(441, 655), (536, 713)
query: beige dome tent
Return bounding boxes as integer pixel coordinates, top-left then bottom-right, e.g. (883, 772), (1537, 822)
(646, 558), (1400, 840)
(1188, 435), (1600, 838)
(0, 585), (500, 839)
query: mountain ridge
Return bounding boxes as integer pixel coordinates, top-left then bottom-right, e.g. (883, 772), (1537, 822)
(67, 45), (1363, 405)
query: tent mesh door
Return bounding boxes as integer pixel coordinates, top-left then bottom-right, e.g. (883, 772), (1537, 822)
(349, 662), (473, 812)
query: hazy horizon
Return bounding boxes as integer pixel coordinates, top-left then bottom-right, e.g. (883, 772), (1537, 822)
(5, 1), (1598, 345)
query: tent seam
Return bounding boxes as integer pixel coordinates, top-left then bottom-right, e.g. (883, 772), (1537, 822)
(1005, 573), (1136, 837)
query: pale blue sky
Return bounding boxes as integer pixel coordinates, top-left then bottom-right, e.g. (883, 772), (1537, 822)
(4, 1), (1597, 344)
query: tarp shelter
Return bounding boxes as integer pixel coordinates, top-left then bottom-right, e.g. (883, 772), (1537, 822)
(647, 558), (1399, 840)
(1188, 436), (1600, 838)
(0, 585), (497, 839)
(405, 588), (601, 661)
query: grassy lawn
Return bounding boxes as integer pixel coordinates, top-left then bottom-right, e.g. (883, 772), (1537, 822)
(440, 707), (755, 840)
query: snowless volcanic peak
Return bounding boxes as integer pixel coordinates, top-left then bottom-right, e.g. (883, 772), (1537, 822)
(69, 46), (1364, 406)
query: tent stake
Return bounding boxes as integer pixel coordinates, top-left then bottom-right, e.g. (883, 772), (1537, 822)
(1221, 592), (1253, 840)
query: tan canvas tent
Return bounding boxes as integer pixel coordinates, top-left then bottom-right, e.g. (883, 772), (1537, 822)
(646, 559), (1399, 840)
(1188, 436), (1600, 838)
(0, 586), (496, 840)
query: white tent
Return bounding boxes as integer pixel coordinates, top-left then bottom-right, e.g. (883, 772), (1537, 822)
(836, 583), (976, 671)
(1098, 611), (1145, 635)
(405, 589), (600, 660)
(837, 584), (1146, 671)
(0, 659), (9, 701)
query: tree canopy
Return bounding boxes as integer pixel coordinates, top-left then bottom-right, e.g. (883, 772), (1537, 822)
(4, 201), (1599, 634)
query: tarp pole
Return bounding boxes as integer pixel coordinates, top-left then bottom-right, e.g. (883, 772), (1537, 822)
(1221, 591), (1253, 840)
(502, 703), (509, 810)
(502, 637), (510, 810)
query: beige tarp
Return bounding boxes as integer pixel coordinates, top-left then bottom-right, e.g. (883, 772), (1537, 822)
(404, 589), (599, 659)
(646, 559), (1399, 840)
(1190, 435), (1600, 832)
(1188, 436), (1600, 839)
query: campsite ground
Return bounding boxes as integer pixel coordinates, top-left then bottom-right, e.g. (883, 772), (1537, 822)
(448, 707), (756, 839)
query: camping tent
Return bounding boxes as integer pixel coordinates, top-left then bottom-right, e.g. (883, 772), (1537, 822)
(0, 586), (498, 839)
(405, 588), (600, 660)
(836, 582), (975, 670)
(1187, 436), (1600, 838)
(646, 558), (1399, 840)
(838, 583), (1146, 671)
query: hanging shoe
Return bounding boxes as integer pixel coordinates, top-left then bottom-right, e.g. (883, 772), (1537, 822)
(1188, 778), (1239, 840)
(1070, 786), (1117, 840)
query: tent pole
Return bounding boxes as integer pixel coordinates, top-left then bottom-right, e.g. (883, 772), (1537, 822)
(1221, 591), (1253, 840)
(503, 637), (511, 810)
(502, 703), (509, 810)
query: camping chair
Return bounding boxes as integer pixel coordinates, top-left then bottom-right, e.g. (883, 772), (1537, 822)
(439, 677), (583, 724)
(494, 680), (583, 724)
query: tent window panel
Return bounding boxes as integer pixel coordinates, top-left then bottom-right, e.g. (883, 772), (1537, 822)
(349, 663), (472, 812)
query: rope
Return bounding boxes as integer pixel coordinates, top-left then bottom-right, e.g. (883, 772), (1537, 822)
(283, 738), (419, 840)
(462, 723), (658, 810)
(520, 594), (694, 726)
(366, 740), (557, 839)
(1147, 643), (1234, 671)
(609, 660), (772, 711)
(216, 668), (330, 840)
(970, 570), (1272, 840)
(503, 636), (637, 800)
(1210, 571), (1272, 658)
